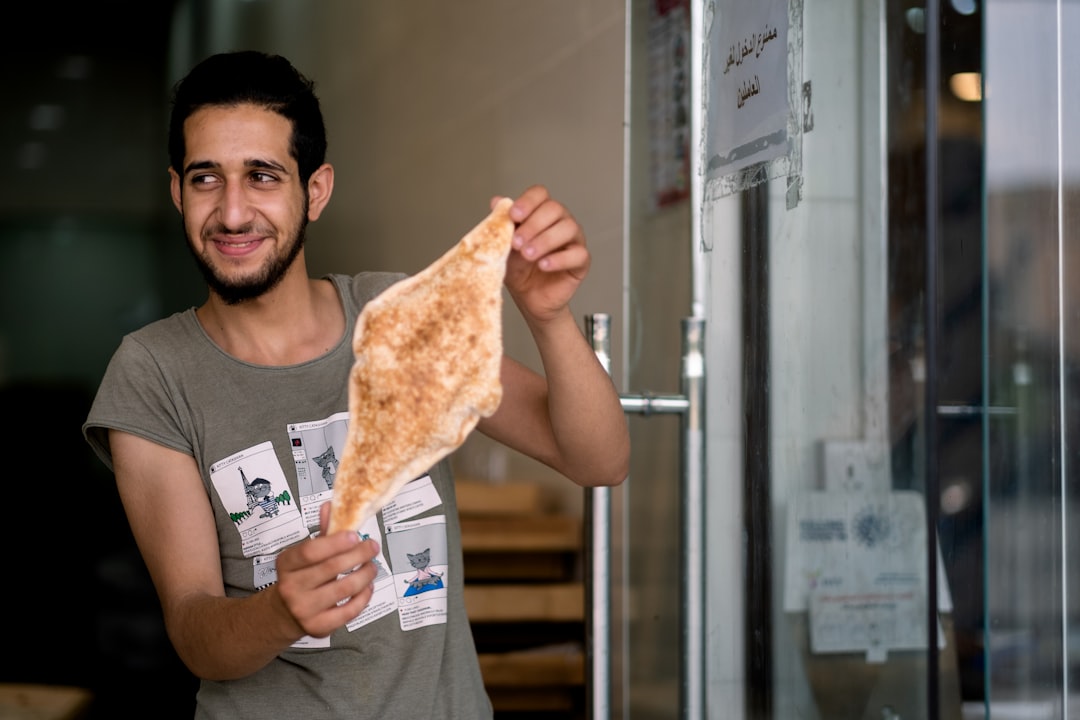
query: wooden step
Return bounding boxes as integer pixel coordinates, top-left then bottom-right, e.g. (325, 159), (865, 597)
(457, 479), (586, 717)
(477, 646), (585, 687)
(479, 648), (585, 713)
(456, 479), (542, 515)
(460, 514), (581, 552)
(464, 551), (575, 581)
(486, 687), (581, 713)
(465, 582), (584, 622)
(460, 503), (581, 582)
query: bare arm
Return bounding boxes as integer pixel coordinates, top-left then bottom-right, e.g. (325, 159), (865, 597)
(480, 325), (629, 487)
(477, 186), (629, 487)
(109, 430), (380, 681)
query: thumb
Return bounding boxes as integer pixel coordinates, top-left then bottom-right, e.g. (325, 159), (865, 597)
(319, 501), (331, 534)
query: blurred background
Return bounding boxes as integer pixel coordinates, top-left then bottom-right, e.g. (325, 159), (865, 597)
(0, 2), (627, 717)
(5, 1), (1080, 719)
(1, 2), (197, 717)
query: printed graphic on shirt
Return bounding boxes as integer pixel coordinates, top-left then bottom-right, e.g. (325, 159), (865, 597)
(380, 474), (443, 525)
(253, 553), (278, 591)
(344, 513), (398, 633)
(210, 441), (309, 558)
(287, 412), (350, 528)
(252, 553), (330, 649)
(345, 475), (447, 633)
(385, 515), (449, 632)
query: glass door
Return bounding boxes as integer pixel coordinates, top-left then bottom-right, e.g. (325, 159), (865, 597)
(622, 0), (1080, 718)
(982, 0), (1080, 717)
(621, 1), (694, 716)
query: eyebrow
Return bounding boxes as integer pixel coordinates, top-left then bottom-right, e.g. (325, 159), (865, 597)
(183, 158), (290, 177)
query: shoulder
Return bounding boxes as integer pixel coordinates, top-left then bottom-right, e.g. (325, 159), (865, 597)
(327, 272), (408, 315)
(105, 310), (201, 367)
(84, 310), (204, 470)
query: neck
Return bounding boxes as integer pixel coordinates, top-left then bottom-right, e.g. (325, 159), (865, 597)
(197, 263), (345, 366)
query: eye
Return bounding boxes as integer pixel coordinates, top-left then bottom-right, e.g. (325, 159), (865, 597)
(188, 173), (219, 187)
(250, 171), (279, 184)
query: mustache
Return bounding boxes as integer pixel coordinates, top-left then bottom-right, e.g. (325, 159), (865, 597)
(202, 222), (275, 239)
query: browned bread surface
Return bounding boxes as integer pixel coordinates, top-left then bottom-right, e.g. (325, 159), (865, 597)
(328, 199), (514, 534)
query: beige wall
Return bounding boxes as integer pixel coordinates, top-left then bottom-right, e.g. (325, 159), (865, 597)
(178, 0), (628, 514)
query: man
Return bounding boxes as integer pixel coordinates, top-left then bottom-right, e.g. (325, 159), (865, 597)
(82, 51), (629, 719)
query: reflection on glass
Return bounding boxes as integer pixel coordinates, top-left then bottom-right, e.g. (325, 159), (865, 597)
(983, 1), (1079, 717)
(625, 0), (1076, 716)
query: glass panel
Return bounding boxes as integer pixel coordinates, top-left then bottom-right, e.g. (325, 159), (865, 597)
(763, 0), (938, 714)
(1068, 0), (1080, 710)
(984, 0), (1078, 716)
(698, 0), (983, 716)
(633, 0), (1079, 717)
(888, 0), (985, 717)
(624, 0), (694, 716)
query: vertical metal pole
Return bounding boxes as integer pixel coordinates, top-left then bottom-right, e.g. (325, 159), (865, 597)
(585, 313), (612, 720)
(589, 313), (705, 718)
(681, 317), (707, 719)
(924, 1), (941, 716)
(743, 182), (773, 720)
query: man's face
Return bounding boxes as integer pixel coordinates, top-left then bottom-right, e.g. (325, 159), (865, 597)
(170, 104), (309, 305)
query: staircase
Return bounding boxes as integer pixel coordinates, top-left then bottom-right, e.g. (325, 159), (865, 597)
(458, 479), (586, 718)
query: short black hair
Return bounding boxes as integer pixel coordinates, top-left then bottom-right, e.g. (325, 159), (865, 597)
(168, 51), (327, 183)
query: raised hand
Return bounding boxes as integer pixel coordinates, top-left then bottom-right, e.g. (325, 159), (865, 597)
(495, 185), (591, 325)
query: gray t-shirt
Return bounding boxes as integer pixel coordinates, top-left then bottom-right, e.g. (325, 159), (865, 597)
(83, 272), (492, 720)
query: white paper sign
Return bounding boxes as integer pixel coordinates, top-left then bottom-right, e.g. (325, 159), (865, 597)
(783, 491), (944, 659)
(706, 0), (790, 176)
(809, 584), (928, 662)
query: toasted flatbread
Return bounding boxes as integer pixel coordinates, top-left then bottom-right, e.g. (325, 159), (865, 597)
(327, 198), (514, 534)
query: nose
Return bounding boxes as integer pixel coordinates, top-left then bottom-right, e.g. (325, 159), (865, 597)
(219, 180), (255, 232)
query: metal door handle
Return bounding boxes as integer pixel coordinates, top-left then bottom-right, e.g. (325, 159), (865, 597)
(585, 314), (706, 720)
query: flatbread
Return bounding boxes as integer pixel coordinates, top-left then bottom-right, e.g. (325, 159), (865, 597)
(327, 198), (515, 534)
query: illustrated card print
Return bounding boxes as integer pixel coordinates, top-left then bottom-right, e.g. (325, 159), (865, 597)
(250, 552), (331, 649)
(344, 477), (445, 634)
(380, 474), (441, 525)
(345, 514), (398, 632)
(385, 515), (449, 632)
(210, 440), (308, 557)
(287, 412), (350, 528)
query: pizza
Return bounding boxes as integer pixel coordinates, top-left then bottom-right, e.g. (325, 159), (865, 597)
(326, 198), (515, 534)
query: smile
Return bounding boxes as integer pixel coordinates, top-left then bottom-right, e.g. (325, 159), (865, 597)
(211, 236), (266, 255)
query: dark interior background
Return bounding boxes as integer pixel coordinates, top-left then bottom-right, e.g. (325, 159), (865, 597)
(1, 2), (200, 717)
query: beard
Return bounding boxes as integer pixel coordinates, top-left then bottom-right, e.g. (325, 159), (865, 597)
(185, 214), (308, 306)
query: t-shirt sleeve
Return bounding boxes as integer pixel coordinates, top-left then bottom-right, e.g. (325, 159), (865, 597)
(82, 333), (193, 472)
(348, 271), (408, 313)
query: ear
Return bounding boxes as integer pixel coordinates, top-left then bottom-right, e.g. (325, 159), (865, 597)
(168, 167), (183, 213)
(306, 163), (335, 221)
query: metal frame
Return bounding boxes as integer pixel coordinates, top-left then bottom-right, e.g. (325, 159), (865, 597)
(587, 314), (707, 720)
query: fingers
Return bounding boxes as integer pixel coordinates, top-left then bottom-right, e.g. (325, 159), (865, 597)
(319, 501), (330, 534)
(309, 556), (378, 637)
(281, 524), (369, 568)
(275, 532), (381, 638)
(524, 236), (591, 276)
(506, 187), (585, 267)
(507, 184), (550, 222)
(294, 555), (378, 639)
